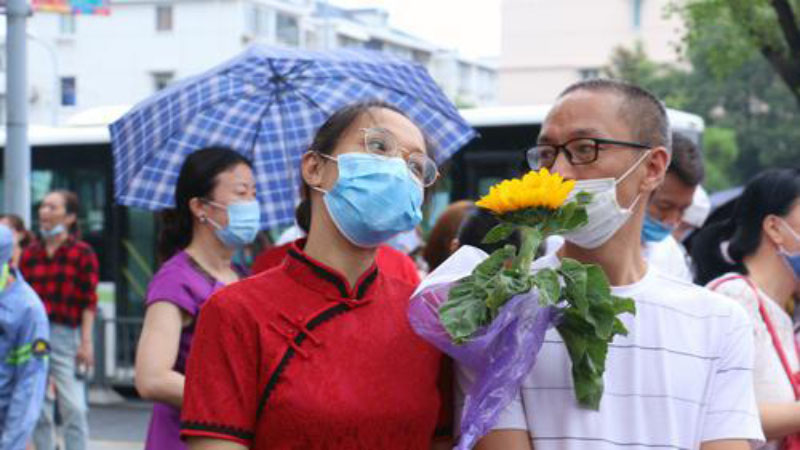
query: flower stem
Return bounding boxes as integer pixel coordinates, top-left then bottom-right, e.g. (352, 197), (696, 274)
(512, 226), (542, 274)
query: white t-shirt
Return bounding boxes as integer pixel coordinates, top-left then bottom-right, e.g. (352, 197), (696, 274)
(708, 274), (799, 450)
(456, 251), (764, 450)
(642, 235), (693, 282)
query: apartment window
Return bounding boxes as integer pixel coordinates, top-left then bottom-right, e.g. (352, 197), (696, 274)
(579, 68), (600, 80)
(59, 14), (77, 35)
(60, 77), (76, 106)
(156, 5), (173, 32)
(276, 13), (299, 46)
(152, 72), (174, 91)
(337, 34), (362, 48)
(246, 4), (271, 37)
(632, 0), (643, 30)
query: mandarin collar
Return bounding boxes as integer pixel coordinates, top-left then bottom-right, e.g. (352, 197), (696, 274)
(282, 239), (379, 303)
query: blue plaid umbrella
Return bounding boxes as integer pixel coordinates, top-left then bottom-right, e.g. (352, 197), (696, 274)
(110, 45), (476, 228)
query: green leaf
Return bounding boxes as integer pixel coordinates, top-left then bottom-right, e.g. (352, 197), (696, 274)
(585, 265), (612, 299)
(474, 245), (516, 282)
(439, 275), (490, 344)
(482, 223), (515, 245)
(557, 325), (588, 363)
(562, 207), (588, 231)
(587, 303), (617, 340)
(575, 191), (592, 206)
(533, 268), (561, 305)
(611, 295), (636, 315)
(572, 362), (604, 410)
(559, 258), (588, 312)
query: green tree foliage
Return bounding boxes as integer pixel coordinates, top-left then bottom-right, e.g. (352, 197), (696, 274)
(677, 0), (800, 108)
(603, 36), (800, 185)
(701, 127), (739, 191)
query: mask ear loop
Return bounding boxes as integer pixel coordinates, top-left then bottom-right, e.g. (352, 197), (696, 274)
(777, 218), (800, 257)
(613, 149), (652, 212)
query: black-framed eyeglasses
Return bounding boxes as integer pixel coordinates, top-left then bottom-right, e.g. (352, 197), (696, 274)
(527, 137), (652, 170)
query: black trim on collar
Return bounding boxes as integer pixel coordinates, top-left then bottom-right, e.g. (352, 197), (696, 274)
(287, 248), (379, 299)
(180, 421), (254, 441)
(256, 302), (351, 419)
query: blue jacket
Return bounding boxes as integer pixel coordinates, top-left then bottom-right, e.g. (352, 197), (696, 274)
(0, 270), (49, 450)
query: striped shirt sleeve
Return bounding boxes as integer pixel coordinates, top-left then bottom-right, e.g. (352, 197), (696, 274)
(701, 303), (765, 444)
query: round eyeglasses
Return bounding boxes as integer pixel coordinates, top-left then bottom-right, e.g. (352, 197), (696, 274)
(360, 127), (439, 187)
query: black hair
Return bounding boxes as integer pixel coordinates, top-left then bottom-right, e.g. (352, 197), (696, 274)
(690, 168), (800, 284)
(457, 208), (521, 254)
(0, 213), (33, 248)
(669, 132), (704, 187)
(157, 147), (253, 263)
(295, 100), (419, 233)
(559, 78), (672, 152)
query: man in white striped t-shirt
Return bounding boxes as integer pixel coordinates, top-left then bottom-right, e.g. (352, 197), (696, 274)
(458, 80), (764, 450)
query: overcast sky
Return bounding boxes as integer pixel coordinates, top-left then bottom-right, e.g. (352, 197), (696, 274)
(330, 0), (502, 59)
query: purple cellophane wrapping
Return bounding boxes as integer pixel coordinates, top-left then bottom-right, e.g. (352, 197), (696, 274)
(408, 278), (559, 449)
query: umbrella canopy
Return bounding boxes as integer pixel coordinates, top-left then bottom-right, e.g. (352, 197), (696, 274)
(110, 45), (477, 228)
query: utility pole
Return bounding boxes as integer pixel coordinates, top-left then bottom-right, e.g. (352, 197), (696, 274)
(5, 0), (31, 225)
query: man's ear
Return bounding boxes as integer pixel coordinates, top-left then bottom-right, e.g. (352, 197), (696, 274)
(641, 146), (670, 193)
(301, 152), (325, 188)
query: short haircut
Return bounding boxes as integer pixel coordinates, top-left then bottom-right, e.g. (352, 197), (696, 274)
(559, 79), (672, 153)
(668, 132), (704, 186)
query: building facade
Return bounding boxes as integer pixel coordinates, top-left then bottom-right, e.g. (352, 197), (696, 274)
(499, 0), (684, 104)
(12, 0), (495, 126)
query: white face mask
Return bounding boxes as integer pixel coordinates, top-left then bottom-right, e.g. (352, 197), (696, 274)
(562, 151), (650, 249)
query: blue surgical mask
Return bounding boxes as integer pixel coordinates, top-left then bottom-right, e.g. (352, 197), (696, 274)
(40, 224), (66, 239)
(779, 220), (800, 279)
(315, 152), (423, 248)
(642, 214), (675, 242)
(205, 200), (261, 249)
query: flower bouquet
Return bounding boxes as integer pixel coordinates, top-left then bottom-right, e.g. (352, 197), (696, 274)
(408, 169), (636, 449)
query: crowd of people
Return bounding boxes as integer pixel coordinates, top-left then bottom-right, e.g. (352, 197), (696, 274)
(3, 78), (800, 450)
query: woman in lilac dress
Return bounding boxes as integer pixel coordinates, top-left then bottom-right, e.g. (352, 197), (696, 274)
(134, 147), (260, 449)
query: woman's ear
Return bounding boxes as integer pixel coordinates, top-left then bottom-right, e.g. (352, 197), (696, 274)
(188, 198), (206, 223)
(301, 152), (325, 188)
(640, 147), (670, 193)
(763, 215), (786, 248)
(449, 238), (460, 255)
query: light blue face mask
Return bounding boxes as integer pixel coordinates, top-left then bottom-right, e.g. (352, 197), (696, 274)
(779, 220), (800, 280)
(315, 152), (424, 248)
(642, 214), (675, 243)
(205, 200), (261, 249)
(40, 224), (66, 239)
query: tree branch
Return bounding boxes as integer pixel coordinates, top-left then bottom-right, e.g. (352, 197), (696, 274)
(770, 0), (800, 58)
(759, 42), (800, 107)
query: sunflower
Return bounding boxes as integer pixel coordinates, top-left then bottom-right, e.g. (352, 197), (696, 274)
(475, 168), (576, 215)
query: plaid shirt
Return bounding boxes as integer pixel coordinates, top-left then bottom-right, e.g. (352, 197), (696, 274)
(19, 237), (99, 327)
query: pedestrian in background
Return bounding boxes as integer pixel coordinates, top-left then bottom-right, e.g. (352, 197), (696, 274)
(181, 101), (451, 449)
(21, 190), (98, 450)
(422, 200), (473, 271)
(0, 224), (49, 450)
(640, 131), (705, 281)
(0, 214), (35, 269)
(135, 147), (258, 450)
(698, 168), (800, 449)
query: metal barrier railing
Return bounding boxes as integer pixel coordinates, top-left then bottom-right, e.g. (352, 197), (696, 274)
(92, 311), (143, 387)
